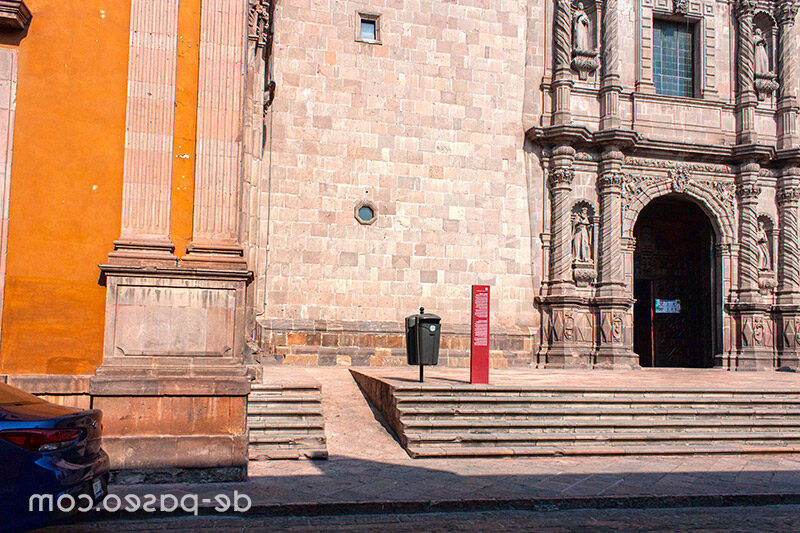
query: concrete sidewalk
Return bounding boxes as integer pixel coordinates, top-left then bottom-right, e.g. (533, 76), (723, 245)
(71, 368), (800, 522)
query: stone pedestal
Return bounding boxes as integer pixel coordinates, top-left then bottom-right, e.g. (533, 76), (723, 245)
(94, 264), (252, 481)
(730, 303), (775, 370)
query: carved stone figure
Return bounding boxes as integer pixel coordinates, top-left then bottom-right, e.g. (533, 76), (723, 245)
(572, 207), (592, 263)
(572, 3), (590, 52)
(757, 220), (772, 271)
(754, 28), (771, 75)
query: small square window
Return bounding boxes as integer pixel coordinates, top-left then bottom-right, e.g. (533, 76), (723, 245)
(356, 13), (380, 44)
(360, 19), (376, 41)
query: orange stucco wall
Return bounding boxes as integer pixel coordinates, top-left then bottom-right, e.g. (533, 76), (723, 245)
(0, 1), (202, 375)
(0, 0), (131, 374)
(171, 0), (201, 258)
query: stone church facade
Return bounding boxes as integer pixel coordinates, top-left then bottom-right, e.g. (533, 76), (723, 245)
(0, 0), (799, 478)
(254, 0), (800, 372)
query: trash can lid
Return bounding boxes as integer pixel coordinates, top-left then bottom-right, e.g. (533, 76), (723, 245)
(407, 307), (440, 322)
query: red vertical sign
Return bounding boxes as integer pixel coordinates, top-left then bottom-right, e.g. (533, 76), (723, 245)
(470, 285), (490, 384)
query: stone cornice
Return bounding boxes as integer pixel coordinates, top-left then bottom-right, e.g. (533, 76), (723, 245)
(98, 263), (254, 283)
(0, 0), (30, 31)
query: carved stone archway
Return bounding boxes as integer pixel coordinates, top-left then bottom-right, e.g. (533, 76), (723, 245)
(621, 172), (736, 244)
(621, 173), (735, 362)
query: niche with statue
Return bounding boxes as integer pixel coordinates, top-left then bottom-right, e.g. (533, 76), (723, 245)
(571, 201), (597, 286)
(571, 0), (599, 80)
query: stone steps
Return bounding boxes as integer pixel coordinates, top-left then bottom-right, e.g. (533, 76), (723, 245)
(405, 418), (800, 432)
(247, 381), (328, 460)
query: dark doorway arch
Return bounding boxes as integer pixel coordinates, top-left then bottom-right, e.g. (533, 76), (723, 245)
(633, 196), (716, 368)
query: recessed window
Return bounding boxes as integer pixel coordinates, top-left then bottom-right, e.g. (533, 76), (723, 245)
(653, 19), (695, 97)
(355, 201), (377, 225)
(356, 13), (380, 44)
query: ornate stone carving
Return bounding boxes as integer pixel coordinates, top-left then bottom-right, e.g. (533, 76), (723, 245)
(571, 202), (596, 286)
(249, 0), (272, 49)
(736, 182), (762, 199)
(621, 172), (736, 213)
(549, 167), (575, 187)
(598, 171), (625, 190)
(623, 157), (735, 175)
(673, 0), (688, 14)
(668, 169), (691, 193)
(778, 0), (799, 26)
(784, 318), (800, 348)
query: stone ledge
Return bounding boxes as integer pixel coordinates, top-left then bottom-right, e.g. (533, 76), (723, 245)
(0, 0), (31, 30)
(4, 374), (91, 394)
(90, 375), (251, 396)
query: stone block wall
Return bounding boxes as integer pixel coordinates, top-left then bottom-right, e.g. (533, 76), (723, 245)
(251, 0), (540, 366)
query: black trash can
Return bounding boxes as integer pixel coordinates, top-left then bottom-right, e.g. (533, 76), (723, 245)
(405, 307), (441, 366)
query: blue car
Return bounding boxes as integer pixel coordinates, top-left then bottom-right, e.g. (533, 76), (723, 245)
(0, 382), (110, 532)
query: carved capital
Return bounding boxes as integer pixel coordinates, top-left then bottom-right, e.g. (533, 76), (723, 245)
(249, 0), (272, 48)
(735, 0), (756, 19)
(598, 171), (625, 190)
(778, 0), (800, 26)
(778, 186), (800, 204)
(736, 182), (762, 199)
(549, 167), (575, 187)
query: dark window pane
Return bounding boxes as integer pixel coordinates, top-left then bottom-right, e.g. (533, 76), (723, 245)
(653, 19), (694, 97)
(360, 19), (376, 41)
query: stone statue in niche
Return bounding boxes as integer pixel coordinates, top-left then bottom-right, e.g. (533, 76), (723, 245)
(757, 219), (772, 271)
(572, 3), (590, 52)
(571, 205), (596, 286)
(754, 28), (771, 75)
(570, 1), (599, 80)
(753, 27), (779, 100)
(572, 207), (592, 263)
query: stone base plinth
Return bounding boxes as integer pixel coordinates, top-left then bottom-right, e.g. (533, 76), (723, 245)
(257, 318), (536, 368)
(90, 375), (250, 482)
(93, 264), (253, 481)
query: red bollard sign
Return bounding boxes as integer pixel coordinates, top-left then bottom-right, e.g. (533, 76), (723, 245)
(470, 285), (490, 384)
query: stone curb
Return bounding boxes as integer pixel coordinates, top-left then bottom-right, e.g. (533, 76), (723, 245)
(63, 492), (800, 524)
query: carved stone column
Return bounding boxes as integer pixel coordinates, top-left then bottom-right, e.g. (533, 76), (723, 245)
(108, 0), (180, 266)
(599, 0), (622, 130)
(595, 149), (636, 368)
(182, 0), (249, 269)
(542, 146), (585, 367)
(777, 0), (800, 150)
(731, 161), (774, 369)
(776, 166), (800, 367)
(735, 0), (758, 145)
(551, 0), (574, 125)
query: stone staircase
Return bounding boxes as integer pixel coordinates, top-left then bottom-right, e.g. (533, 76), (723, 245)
(351, 370), (800, 458)
(247, 378), (328, 460)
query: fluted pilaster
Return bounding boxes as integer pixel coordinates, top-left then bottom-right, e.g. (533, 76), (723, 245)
(110, 0), (180, 265)
(183, 0), (249, 269)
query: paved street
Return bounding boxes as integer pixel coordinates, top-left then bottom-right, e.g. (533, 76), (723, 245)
(40, 368), (800, 531)
(47, 504), (800, 532)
